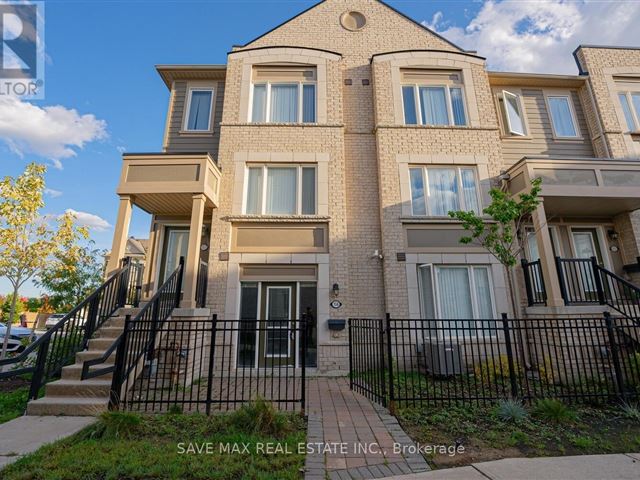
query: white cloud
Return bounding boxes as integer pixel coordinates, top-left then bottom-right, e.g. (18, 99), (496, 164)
(0, 96), (107, 166)
(64, 209), (111, 231)
(44, 188), (62, 198)
(425, 0), (640, 74)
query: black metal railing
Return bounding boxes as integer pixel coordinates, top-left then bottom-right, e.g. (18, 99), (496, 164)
(556, 257), (601, 305)
(125, 259), (144, 308)
(82, 258), (183, 385)
(555, 256), (640, 321)
(115, 317), (307, 414)
(0, 257), (142, 400)
(521, 258), (547, 306)
(349, 313), (640, 409)
(195, 260), (208, 308)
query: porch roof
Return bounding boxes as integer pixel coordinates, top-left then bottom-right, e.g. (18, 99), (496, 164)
(506, 156), (640, 217)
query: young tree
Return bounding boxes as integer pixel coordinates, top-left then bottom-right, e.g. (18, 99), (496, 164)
(0, 163), (87, 360)
(1, 294), (24, 323)
(448, 178), (542, 317)
(37, 242), (104, 311)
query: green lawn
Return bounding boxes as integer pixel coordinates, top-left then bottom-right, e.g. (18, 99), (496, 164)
(0, 377), (30, 424)
(398, 401), (640, 469)
(1, 401), (306, 480)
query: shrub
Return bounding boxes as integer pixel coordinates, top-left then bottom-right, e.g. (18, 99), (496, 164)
(91, 411), (143, 439)
(229, 398), (290, 438)
(494, 398), (528, 423)
(474, 355), (521, 385)
(532, 399), (576, 424)
(621, 402), (640, 422)
(571, 435), (595, 449)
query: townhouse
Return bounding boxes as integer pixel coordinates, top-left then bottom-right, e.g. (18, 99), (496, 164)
(104, 0), (640, 374)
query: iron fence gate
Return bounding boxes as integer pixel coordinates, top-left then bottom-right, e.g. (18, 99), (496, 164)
(349, 314), (640, 410)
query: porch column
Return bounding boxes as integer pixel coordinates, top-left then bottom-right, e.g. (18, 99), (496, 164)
(106, 195), (133, 276)
(182, 194), (206, 309)
(532, 201), (564, 307)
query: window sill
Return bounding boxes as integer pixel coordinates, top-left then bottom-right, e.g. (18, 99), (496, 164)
(224, 215), (331, 223)
(501, 134), (534, 141)
(179, 130), (214, 136)
(400, 216), (494, 224)
(377, 124), (496, 131)
(220, 122), (343, 128)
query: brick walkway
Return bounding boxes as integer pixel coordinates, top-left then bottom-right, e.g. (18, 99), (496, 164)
(305, 377), (429, 480)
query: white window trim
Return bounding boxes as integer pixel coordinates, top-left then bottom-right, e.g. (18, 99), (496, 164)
(501, 90), (526, 136)
(249, 81), (316, 124)
(618, 91), (640, 132)
(524, 225), (562, 260)
(409, 166), (481, 217)
(545, 93), (581, 139)
(183, 87), (214, 132)
(401, 84), (467, 127)
(243, 164), (318, 215)
(264, 285), (292, 358)
(418, 264), (498, 337)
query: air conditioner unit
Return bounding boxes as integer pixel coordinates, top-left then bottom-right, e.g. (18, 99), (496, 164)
(421, 341), (463, 376)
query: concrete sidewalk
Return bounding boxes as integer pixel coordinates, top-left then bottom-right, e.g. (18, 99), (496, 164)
(386, 453), (640, 480)
(0, 416), (95, 468)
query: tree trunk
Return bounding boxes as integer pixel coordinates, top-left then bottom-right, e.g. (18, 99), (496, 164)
(506, 266), (532, 371)
(0, 285), (20, 363)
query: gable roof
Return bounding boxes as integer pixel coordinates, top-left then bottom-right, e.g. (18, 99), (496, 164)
(238, 0), (465, 53)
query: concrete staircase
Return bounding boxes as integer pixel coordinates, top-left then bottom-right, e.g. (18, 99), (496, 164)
(26, 308), (140, 416)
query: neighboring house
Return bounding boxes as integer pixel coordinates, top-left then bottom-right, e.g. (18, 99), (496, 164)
(104, 0), (640, 374)
(104, 237), (148, 271)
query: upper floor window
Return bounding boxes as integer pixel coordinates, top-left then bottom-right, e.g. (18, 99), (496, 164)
(547, 95), (578, 138)
(250, 66), (316, 124)
(184, 88), (214, 131)
(498, 90), (526, 136)
(401, 70), (467, 126)
(245, 164), (316, 215)
(618, 91), (640, 132)
(409, 166), (479, 216)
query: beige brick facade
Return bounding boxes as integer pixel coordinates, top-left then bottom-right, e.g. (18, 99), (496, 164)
(110, 1), (640, 373)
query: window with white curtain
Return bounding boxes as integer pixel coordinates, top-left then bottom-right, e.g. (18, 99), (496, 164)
(402, 84), (467, 126)
(250, 83), (316, 123)
(409, 166), (480, 216)
(498, 90), (526, 136)
(418, 264), (496, 335)
(184, 88), (214, 131)
(547, 95), (579, 138)
(244, 165), (316, 215)
(618, 91), (640, 132)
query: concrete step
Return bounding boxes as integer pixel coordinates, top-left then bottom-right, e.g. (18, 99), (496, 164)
(87, 337), (118, 351)
(61, 363), (113, 381)
(103, 317), (126, 328)
(95, 326), (123, 339)
(76, 350), (115, 364)
(117, 307), (142, 316)
(45, 379), (112, 398)
(27, 396), (109, 416)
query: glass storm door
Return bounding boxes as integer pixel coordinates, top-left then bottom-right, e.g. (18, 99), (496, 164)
(258, 284), (296, 367)
(571, 228), (602, 295)
(160, 227), (189, 285)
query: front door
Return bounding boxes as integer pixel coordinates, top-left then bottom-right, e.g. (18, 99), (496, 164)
(160, 227), (189, 285)
(258, 283), (296, 367)
(571, 228), (604, 296)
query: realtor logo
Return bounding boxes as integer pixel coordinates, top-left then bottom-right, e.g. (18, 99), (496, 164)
(0, 1), (44, 98)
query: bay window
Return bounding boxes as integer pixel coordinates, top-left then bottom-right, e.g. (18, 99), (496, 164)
(184, 88), (214, 131)
(547, 95), (578, 138)
(409, 166), (480, 216)
(250, 66), (316, 123)
(245, 165), (316, 215)
(419, 264), (496, 334)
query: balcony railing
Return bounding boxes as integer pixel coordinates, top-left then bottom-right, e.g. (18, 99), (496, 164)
(521, 258), (547, 306)
(195, 260), (208, 308)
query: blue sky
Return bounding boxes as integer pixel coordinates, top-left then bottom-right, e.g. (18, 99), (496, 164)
(2, 0), (640, 297)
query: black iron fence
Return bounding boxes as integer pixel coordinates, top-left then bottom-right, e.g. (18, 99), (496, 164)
(114, 317), (307, 414)
(521, 258), (547, 306)
(195, 260), (208, 308)
(349, 313), (640, 410)
(0, 257), (142, 399)
(556, 257), (601, 305)
(124, 258), (144, 308)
